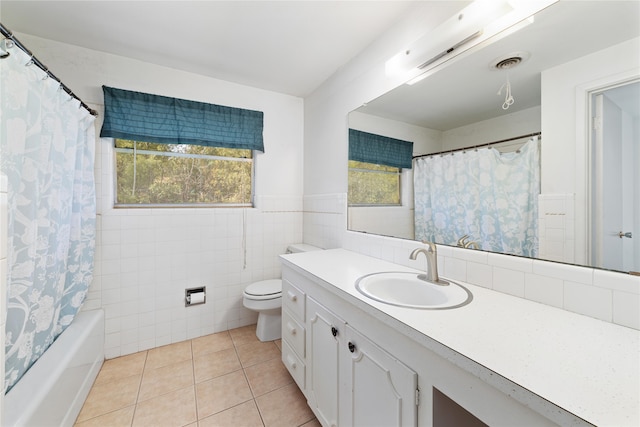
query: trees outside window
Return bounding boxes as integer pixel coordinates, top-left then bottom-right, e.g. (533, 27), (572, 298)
(115, 139), (253, 206)
(348, 160), (401, 206)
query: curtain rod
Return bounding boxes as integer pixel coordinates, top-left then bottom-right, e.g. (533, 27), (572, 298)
(0, 22), (98, 117)
(412, 131), (541, 160)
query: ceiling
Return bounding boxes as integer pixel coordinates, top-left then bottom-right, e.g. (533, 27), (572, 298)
(0, 0), (450, 98)
(356, 1), (640, 131)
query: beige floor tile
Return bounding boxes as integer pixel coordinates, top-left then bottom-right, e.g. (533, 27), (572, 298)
(132, 386), (197, 427)
(244, 358), (293, 397)
(195, 370), (253, 419)
(229, 324), (259, 346)
(198, 400), (264, 427)
(256, 383), (315, 427)
(76, 374), (141, 423)
(94, 352), (147, 386)
(78, 325), (318, 427)
(192, 331), (234, 357)
(236, 341), (280, 367)
(300, 418), (322, 427)
(194, 347), (241, 383)
(74, 405), (135, 427)
(145, 340), (192, 370)
(138, 359), (194, 402)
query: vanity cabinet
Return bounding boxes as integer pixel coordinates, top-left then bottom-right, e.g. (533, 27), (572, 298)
(281, 280), (307, 390)
(281, 254), (571, 427)
(343, 324), (418, 426)
(306, 297), (345, 427)
(283, 273), (418, 427)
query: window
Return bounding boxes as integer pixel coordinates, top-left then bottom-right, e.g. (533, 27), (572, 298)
(347, 129), (411, 206)
(348, 160), (401, 206)
(100, 86), (264, 207)
(114, 139), (253, 206)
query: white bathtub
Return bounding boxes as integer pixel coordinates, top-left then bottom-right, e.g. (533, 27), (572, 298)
(3, 309), (105, 427)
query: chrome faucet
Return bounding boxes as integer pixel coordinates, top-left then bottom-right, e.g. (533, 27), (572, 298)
(464, 240), (479, 249)
(456, 235), (469, 247)
(409, 242), (449, 286)
(457, 234), (479, 249)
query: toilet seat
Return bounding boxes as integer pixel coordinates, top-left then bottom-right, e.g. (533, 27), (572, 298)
(243, 279), (282, 301)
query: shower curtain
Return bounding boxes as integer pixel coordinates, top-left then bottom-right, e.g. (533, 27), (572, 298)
(1, 42), (96, 392)
(414, 139), (539, 257)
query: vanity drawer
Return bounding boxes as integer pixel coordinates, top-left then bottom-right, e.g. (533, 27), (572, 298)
(282, 340), (305, 390)
(282, 309), (305, 358)
(282, 279), (306, 321)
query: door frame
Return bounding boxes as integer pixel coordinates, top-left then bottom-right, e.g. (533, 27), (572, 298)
(576, 71), (639, 268)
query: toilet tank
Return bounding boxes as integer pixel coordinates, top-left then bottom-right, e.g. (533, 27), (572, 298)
(286, 244), (322, 254)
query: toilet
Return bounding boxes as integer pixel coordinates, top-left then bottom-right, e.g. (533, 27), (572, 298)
(243, 244), (321, 341)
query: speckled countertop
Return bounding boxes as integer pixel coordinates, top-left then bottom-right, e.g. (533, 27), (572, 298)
(281, 248), (640, 427)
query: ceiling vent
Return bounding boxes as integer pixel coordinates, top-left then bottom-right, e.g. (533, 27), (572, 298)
(490, 51), (530, 70)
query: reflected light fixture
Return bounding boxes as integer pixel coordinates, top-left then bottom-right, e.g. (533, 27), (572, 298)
(385, 0), (558, 86)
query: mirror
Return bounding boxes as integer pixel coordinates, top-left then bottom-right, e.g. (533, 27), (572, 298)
(348, 1), (640, 271)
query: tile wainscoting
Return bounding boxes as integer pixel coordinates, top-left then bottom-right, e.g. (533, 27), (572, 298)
(304, 193), (639, 330)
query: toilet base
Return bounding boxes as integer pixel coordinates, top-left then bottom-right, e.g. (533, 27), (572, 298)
(256, 311), (282, 341)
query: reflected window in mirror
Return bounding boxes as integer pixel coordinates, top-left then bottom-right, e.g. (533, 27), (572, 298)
(348, 161), (401, 206)
(348, 128), (413, 206)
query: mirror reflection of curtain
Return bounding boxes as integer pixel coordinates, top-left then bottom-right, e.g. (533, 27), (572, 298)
(414, 138), (540, 257)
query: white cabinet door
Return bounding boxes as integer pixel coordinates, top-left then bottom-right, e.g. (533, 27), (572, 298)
(307, 297), (346, 427)
(343, 325), (418, 427)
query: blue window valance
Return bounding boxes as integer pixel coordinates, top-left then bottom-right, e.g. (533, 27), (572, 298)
(349, 129), (413, 169)
(100, 86), (264, 151)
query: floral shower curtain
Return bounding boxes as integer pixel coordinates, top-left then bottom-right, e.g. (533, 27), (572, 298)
(414, 139), (540, 257)
(1, 42), (96, 392)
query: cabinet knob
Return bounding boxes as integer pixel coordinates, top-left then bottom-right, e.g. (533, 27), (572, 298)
(348, 341), (356, 353)
(287, 323), (297, 336)
(286, 355), (297, 370)
(287, 291), (297, 302)
(331, 326), (338, 337)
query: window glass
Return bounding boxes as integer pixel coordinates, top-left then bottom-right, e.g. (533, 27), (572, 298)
(114, 139), (253, 206)
(348, 160), (401, 205)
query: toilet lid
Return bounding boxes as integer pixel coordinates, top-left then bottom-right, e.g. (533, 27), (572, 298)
(244, 279), (282, 298)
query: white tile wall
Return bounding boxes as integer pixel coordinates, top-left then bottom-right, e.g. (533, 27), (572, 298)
(307, 193), (640, 331)
(92, 202), (305, 358)
(538, 193), (575, 264)
(88, 135), (305, 359)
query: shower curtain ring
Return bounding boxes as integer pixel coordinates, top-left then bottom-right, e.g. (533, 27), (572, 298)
(26, 56), (34, 66)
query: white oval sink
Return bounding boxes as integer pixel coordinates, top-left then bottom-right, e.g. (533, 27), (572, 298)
(355, 272), (472, 310)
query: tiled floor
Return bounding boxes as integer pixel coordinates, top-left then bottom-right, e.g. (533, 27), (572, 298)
(75, 325), (320, 427)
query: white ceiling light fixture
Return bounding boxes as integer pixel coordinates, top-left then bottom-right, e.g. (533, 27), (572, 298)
(385, 0), (558, 86)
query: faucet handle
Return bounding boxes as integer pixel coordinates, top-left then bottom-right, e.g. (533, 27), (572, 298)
(457, 235), (469, 247)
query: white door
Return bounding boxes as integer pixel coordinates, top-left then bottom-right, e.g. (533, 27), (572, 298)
(306, 297), (345, 427)
(591, 81), (639, 273)
(342, 325), (418, 427)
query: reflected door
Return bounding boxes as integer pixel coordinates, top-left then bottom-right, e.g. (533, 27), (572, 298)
(591, 81), (640, 273)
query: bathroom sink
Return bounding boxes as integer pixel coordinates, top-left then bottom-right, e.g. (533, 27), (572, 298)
(355, 272), (472, 310)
